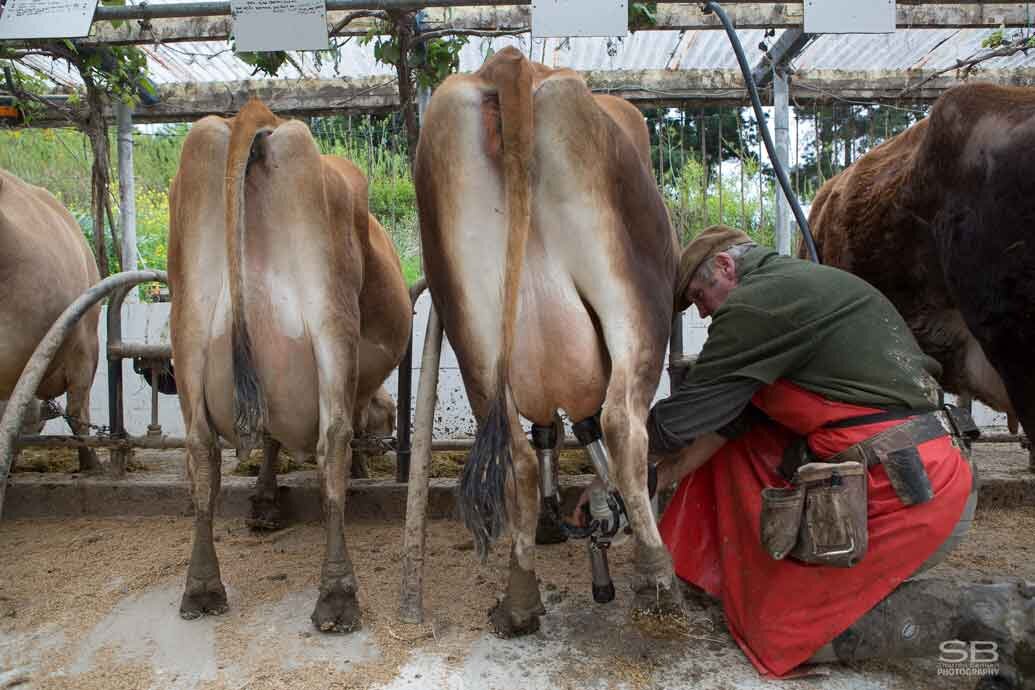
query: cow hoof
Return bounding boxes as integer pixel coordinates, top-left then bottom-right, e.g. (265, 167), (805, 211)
(535, 511), (568, 545)
(632, 579), (688, 619)
(488, 599), (541, 638)
(311, 585), (362, 633)
(78, 448), (100, 473)
(179, 577), (228, 619)
(247, 496), (283, 532)
(350, 456), (370, 479)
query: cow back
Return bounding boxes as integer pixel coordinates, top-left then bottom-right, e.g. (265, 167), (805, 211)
(0, 168), (100, 398)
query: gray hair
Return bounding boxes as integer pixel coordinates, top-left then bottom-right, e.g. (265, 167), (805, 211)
(695, 241), (758, 283)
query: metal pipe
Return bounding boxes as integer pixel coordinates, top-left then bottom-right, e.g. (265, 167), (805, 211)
(106, 283), (133, 478)
(585, 441), (611, 486)
(773, 68), (791, 256)
(108, 343), (173, 359)
(22, 432), (1014, 452)
(117, 102), (138, 283)
(396, 340), (414, 483)
(16, 434), (192, 450)
(91, 0), (707, 21)
(1, 270), (167, 514)
(701, 0), (820, 263)
(148, 367), (162, 436)
(104, 275), (167, 477)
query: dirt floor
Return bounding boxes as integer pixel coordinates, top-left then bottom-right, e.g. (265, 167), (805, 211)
(0, 502), (1032, 690)
(2, 441), (1032, 689)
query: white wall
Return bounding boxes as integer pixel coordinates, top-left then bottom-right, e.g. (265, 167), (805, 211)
(42, 294), (1010, 438)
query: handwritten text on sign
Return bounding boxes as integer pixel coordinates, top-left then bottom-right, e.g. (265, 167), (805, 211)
(0, 0), (98, 40)
(231, 0), (329, 52)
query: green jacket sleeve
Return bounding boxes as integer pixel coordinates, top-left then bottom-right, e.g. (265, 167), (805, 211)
(685, 303), (817, 388)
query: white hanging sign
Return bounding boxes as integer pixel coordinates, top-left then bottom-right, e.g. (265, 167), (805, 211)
(0, 0), (98, 40)
(532, 0), (628, 38)
(804, 0), (895, 34)
(230, 0), (329, 52)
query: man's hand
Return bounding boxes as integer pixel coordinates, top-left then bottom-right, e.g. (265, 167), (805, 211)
(568, 478), (604, 528)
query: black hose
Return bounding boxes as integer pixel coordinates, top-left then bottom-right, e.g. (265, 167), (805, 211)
(702, 1), (821, 263)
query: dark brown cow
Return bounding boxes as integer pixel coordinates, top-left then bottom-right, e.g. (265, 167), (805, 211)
(806, 83), (1035, 468)
(415, 47), (681, 635)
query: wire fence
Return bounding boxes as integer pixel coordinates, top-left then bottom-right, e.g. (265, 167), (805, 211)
(0, 102), (928, 280)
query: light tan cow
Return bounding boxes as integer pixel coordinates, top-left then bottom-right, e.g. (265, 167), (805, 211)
(415, 48), (681, 635)
(0, 168), (100, 470)
(168, 100), (410, 631)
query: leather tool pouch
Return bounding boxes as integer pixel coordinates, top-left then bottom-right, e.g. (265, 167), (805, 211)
(943, 403), (981, 448)
(792, 462), (868, 567)
(882, 446), (934, 506)
(761, 461), (868, 568)
(760, 486), (805, 561)
(843, 422), (936, 506)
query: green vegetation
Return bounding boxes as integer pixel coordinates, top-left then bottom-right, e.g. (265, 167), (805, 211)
(0, 104), (924, 289)
(0, 117), (424, 284)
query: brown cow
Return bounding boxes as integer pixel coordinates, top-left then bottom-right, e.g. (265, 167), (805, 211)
(806, 83), (1035, 469)
(0, 168), (100, 471)
(168, 100), (410, 631)
(415, 48), (681, 636)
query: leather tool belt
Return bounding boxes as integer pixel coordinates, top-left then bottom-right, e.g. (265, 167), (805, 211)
(762, 404), (979, 568)
(779, 405), (979, 506)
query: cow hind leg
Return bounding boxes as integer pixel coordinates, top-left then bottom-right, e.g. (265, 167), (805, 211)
(601, 368), (684, 617)
(489, 420), (545, 637)
(311, 340), (362, 633)
(66, 381), (99, 472)
(180, 404), (228, 619)
(247, 433), (284, 531)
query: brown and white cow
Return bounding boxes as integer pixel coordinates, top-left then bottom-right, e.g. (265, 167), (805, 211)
(805, 83), (1035, 469)
(168, 100), (410, 630)
(0, 168), (100, 471)
(415, 47), (681, 635)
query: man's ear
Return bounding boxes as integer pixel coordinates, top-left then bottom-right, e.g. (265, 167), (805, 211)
(715, 252), (736, 277)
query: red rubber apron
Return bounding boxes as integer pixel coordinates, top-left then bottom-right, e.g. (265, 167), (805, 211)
(658, 380), (972, 677)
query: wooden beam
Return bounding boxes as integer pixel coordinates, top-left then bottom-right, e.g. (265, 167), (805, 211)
(70, 3), (1035, 46)
(13, 67), (1035, 127)
(81, 11), (386, 46)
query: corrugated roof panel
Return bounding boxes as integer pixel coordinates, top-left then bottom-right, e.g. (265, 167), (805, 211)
(10, 22), (1035, 91)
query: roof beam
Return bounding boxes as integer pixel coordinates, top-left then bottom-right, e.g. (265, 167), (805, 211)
(11, 67), (1035, 127)
(751, 28), (815, 87)
(63, 3), (1035, 47)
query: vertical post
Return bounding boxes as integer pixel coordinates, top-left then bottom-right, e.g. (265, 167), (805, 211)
(106, 285), (132, 478)
(717, 108), (723, 225)
(148, 365), (162, 437)
(117, 102), (138, 298)
(396, 83), (431, 485)
(398, 304), (443, 623)
(395, 336), (414, 483)
(773, 69), (791, 255)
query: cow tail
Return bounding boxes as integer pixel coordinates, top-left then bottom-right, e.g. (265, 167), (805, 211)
(459, 48), (535, 558)
(224, 100), (278, 443)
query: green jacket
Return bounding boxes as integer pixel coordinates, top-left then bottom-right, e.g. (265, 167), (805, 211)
(647, 247), (942, 454)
